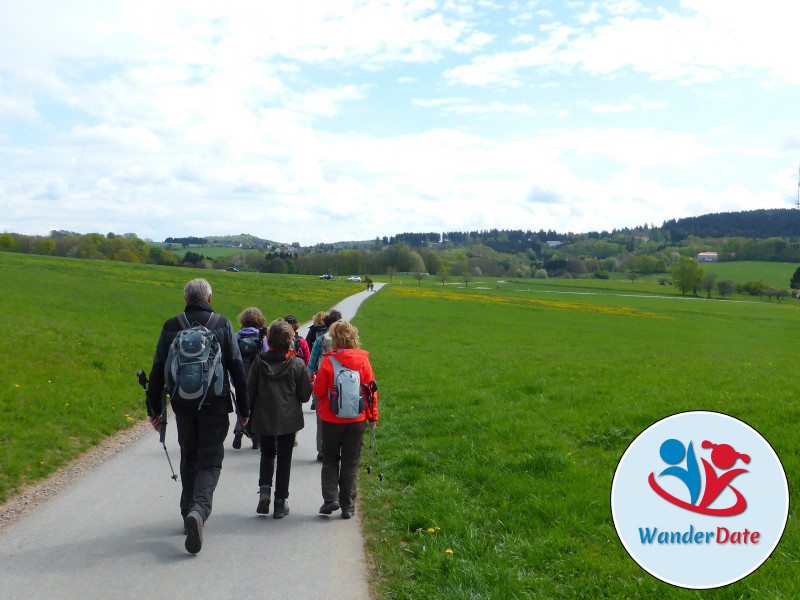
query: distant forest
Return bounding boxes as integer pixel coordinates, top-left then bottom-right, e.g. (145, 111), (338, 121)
(4, 209), (800, 282)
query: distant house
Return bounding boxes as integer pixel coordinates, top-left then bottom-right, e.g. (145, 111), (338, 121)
(697, 252), (719, 263)
(546, 240), (562, 248)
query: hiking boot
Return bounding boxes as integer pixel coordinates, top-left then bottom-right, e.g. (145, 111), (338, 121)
(319, 500), (340, 515)
(273, 499), (290, 519)
(341, 510), (355, 520)
(257, 485), (271, 515)
(184, 511), (203, 554)
(232, 430), (243, 450)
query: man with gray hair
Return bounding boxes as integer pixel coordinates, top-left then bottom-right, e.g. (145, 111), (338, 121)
(147, 278), (249, 554)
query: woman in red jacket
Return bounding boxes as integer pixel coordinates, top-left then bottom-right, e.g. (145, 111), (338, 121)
(312, 320), (378, 519)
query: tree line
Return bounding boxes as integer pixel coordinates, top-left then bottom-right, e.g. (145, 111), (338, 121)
(4, 209), (800, 284)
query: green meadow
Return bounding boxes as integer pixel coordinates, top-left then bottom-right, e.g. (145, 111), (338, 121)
(0, 253), (353, 502)
(3, 253), (800, 598)
(355, 281), (800, 598)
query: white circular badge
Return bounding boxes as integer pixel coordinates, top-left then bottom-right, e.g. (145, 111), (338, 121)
(611, 411), (789, 589)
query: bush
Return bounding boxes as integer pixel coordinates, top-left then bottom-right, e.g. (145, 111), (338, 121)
(534, 269), (549, 279)
(741, 280), (767, 296)
(594, 270), (610, 279)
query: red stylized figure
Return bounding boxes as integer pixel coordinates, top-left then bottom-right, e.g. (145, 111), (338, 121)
(697, 441), (749, 512)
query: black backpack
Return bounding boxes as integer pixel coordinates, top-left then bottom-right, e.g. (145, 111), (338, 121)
(238, 331), (263, 377)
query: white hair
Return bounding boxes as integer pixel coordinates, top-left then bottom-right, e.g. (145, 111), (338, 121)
(184, 278), (212, 303)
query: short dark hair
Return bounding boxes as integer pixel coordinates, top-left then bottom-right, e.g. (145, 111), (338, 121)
(323, 309), (342, 328)
(284, 314), (299, 331)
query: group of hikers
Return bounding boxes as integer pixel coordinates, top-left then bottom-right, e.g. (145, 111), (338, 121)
(145, 277), (379, 554)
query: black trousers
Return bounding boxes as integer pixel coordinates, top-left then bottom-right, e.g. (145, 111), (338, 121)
(175, 412), (229, 522)
(319, 420), (367, 511)
(258, 432), (296, 500)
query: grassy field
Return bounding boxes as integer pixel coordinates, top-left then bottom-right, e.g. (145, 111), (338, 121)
(353, 280), (800, 598)
(0, 253), (353, 502)
(393, 259), (800, 298)
(701, 261), (797, 291)
(3, 254), (800, 598)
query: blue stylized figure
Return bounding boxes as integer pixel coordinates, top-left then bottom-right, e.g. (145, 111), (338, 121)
(658, 439), (701, 505)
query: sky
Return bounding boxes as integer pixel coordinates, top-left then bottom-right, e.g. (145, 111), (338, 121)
(1, 0), (799, 246)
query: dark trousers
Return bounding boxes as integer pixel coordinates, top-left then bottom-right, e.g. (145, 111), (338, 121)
(320, 420), (367, 511)
(259, 432), (296, 500)
(175, 412), (229, 522)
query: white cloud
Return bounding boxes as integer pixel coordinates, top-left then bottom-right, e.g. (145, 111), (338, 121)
(66, 124), (164, 152)
(591, 95), (666, 113)
(0, 93), (37, 121)
(286, 85), (369, 117)
(0, 1), (797, 244)
(447, 1), (800, 87)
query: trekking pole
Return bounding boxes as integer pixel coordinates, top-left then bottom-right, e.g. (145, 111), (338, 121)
(369, 427), (382, 481)
(137, 370), (178, 482)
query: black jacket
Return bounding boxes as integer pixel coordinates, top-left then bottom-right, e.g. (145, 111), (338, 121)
(305, 323), (327, 351)
(147, 301), (249, 417)
(247, 349), (311, 436)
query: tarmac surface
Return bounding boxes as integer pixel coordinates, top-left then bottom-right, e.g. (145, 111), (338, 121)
(0, 283), (385, 600)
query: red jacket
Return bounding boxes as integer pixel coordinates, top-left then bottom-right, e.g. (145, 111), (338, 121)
(313, 348), (378, 424)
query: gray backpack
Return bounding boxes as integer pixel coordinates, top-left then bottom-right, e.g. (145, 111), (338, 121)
(328, 351), (366, 419)
(165, 313), (223, 410)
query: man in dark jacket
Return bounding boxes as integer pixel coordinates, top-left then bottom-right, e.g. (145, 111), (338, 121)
(147, 278), (249, 554)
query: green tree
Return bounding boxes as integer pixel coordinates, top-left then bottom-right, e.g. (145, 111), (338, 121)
(700, 273), (717, 299)
(183, 251), (204, 265)
(419, 248), (442, 275)
(717, 280), (735, 300)
(436, 267), (449, 286)
(790, 266), (800, 290)
(671, 257), (703, 296)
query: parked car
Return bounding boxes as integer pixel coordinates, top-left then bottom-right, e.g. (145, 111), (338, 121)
(347, 276), (362, 282)
(227, 267), (239, 272)
(319, 274), (333, 280)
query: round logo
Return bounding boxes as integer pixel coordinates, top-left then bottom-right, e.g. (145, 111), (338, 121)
(611, 411), (789, 589)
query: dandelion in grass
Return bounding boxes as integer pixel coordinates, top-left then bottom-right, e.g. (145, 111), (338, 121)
(445, 549), (454, 555)
(427, 528), (435, 533)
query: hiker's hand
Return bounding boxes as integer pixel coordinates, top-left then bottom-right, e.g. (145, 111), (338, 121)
(240, 416), (249, 428)
(368, 420), (376, 430)
(148, 416), (162, 431)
